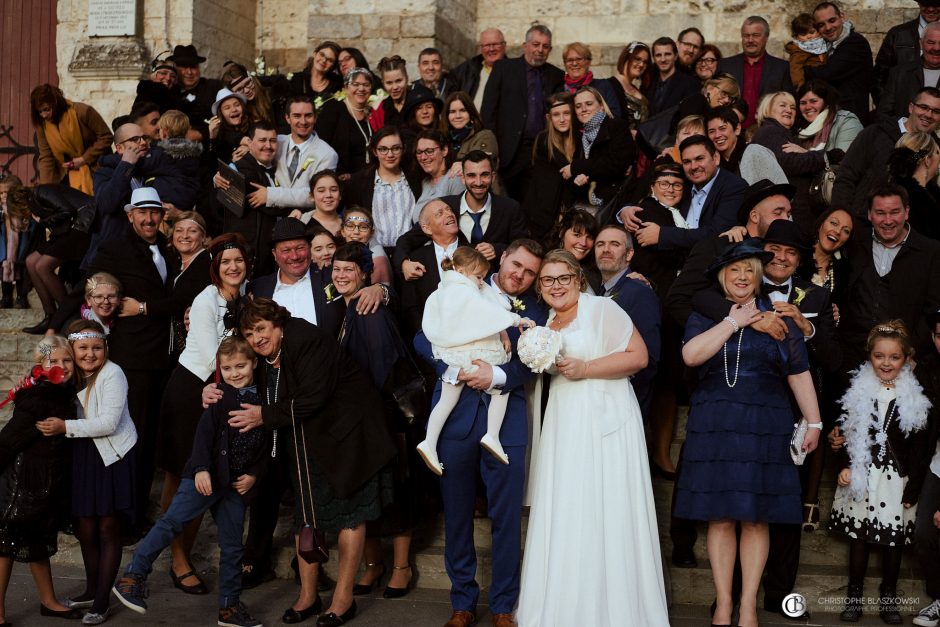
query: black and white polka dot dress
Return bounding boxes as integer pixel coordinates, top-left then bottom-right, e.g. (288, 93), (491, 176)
(828, 386), (918, 546)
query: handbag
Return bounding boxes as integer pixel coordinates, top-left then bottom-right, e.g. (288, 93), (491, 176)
(790, 417), (809, 465)
(808, 152), (839, 208)
(389, 351), (428, 427)
(290, 399), (329, 564)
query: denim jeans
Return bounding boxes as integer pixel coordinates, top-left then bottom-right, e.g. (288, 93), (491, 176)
(915, 470), (940, 600)
(127, 478), (246, 608)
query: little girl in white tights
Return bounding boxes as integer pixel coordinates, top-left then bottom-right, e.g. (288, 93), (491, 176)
(417, 246), (532, 475)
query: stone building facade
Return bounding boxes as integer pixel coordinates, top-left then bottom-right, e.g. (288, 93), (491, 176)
(56, 0), (919, 126)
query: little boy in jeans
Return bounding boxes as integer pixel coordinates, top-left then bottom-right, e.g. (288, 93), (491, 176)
(113, 337), (271, 627)
(914, 311), (940, 627)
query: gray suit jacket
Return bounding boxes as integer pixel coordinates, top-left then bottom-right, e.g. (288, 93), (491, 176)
(267, 133), (339, 209)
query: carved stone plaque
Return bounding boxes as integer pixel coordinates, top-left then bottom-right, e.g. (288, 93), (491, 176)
(88, 0), (137, 37)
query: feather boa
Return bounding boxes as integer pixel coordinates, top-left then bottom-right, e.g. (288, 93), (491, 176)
(838, 362), (931, 501)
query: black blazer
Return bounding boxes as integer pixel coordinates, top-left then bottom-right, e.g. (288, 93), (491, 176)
(643, 70), (700, 117)
(228, 157), (290, 278)
(480, 56), (565, 167)
(804, 30), (874, 120)
(874, 18), (920, 105)
(523, 132), (578, 240)
(314, 98), (371, 176)
(877, 60), (940, 120)
(86, 231), (179, 371)
(399, 241), (446, 342)
(569, 116), (636, 205)
(451, 54), (486, 99)
(717, 53), (793, 99)
(248, 267), (345, 338)
(660, 168), (747, 251)
(259, 317), (397, 498)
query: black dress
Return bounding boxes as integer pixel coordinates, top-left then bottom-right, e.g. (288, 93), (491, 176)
(315, 99), (371, 176)
(0, 379), (77, 561)
(339, 299), (435, 534)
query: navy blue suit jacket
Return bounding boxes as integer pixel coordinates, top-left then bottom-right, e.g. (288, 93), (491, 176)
(661, 168), (747, 251)
(606, 271), (661, 367)
(248, 267), (345, 338)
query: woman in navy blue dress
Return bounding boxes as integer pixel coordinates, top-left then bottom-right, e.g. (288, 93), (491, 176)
(674, 241), (823, 627)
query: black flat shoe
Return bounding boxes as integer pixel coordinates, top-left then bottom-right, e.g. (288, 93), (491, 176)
(170, 566), (209, 595)
(382, 565), (413, 599)
(23, 315), (51, 335)
(316, 602), (357, 626)
(38, 604), (83, 619)
(282, 596), (323, 624)
(352, 562), (385, 596)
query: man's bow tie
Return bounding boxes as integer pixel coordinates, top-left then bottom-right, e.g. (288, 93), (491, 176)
(762, 283), (790, 296)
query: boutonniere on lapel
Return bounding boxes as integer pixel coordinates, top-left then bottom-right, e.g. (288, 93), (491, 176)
(299, 157), (315, 173)
(606, 291), (619, 301)
(510, 297), (526, 312)
(324, 282), (341, 303)
(792, 286), (809, 306)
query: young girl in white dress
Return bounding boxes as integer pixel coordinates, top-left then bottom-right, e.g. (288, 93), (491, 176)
(829, 320), (932, 622)
(416, 246), (532, 475)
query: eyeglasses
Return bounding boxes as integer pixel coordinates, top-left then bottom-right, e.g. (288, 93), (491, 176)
(565, 57), (588, 64)
(91, 294), (119, 304)
(375, 145), (403, 155)
(343, 222), (372, 232)
(349, 81), (371, 90)
(539, 273), (577, 288)
(913, 102), (940, 116)
(679, 40), (702, 50)
(697, 57), (718, 65)
(415, 147), (440, 157)
(656, 180), (684, 191)
(120, 135), (149, 145)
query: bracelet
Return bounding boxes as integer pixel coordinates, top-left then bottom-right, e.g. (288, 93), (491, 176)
(807, 422), (823, 430)
(138, 302), (145, 316)
(379, 283), (390, 306)
(723, 316), (739, 333)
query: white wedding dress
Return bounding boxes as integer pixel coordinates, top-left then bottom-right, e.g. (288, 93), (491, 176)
(516, 294), (669, 627)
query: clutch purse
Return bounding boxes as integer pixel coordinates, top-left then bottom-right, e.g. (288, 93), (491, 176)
(790, 418), (809, 465)
(298, 524), (329, 564)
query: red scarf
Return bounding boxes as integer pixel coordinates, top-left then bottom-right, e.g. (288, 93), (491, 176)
(564, 71), (594, 92)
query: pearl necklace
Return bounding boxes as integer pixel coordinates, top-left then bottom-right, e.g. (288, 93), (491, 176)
(265, 347), (281, 365)
(723, 298), (754, 388)
(880, 377), (898, 387)
(266, 363), (280, 459)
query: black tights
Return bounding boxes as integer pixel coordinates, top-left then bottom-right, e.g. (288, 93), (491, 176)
(74, 515), (124, 614)
(847, 539), (904, 590)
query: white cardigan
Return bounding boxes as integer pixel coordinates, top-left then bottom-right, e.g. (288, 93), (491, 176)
(177, 284), (232, 382)
(65, 360), (138, 466)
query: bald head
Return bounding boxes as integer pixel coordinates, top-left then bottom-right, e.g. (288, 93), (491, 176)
(114, 123), (151, 157)
(114, 123), (143, 145)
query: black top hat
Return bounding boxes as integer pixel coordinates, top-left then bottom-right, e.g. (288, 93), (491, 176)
(737, 179), (796, 224)
(705, 239), (775, 280)
(762, 218), (809, 253)
(403, 83), (444, 121)
(270, 217), (312, 246)
(169, 44), (207, 66)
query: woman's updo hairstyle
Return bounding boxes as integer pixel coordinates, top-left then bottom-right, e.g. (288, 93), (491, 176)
(441, 246), (489, 276)
(238, 296), (290, 333)
(888, 131), (938, 180)
(537, 249), (587, 296)
(333, 242), (374, 281)
(866, 320), (914, 359)
(207, 232), (251, 289)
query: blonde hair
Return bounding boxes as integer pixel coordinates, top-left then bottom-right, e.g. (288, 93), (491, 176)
(717, 257), (764, 298)
(563, 42), (592, 63)
(441, 246), (489, 276)
(703, 75), (740, 101)
(536, 249), (587, 297)
(676, 114), (705, 137)
(574, 86), (613, 118)
(35, 334), (72, 366)
(756, 91), (796, 126)
(866, 319), (914, 359)
(895, 130), (938, 155)
(84, 272), (123, 300)
(158, 109), (190, 138)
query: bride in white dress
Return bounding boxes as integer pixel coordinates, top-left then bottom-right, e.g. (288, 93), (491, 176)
(516, 250), (669, 627)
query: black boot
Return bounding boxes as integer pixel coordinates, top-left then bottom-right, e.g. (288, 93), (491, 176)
(0, 282), (13, 308)
(841, 583), (863, 622)
(879, 583), (902, 624)
(22, 315), (51, 334)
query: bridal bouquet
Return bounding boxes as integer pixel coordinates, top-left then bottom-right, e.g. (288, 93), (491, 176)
(517, 326), (562, 373)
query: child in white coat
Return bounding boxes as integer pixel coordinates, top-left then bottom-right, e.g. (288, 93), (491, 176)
(417, 246), (532, 474)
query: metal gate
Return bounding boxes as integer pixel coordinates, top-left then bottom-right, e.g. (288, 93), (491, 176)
(0, 0), (58, 183)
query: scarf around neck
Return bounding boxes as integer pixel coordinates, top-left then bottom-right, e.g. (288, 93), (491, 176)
(839, 361), (931, 501)
(581, 110), (606, 158)
(44, 102), (94, 194)
(564, 71), (594, 93)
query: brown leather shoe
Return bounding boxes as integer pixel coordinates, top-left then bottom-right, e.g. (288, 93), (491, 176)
(492, 613), (517, 627)
(444, 610), (477, 627)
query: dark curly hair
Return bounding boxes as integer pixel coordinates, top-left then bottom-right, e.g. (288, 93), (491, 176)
(238, 296), (290, 332)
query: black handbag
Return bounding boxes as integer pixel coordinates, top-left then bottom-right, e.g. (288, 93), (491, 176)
(290, 400), (329, 564)
(389, 353), (428, 427)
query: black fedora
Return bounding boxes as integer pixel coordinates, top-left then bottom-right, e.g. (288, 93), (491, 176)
(270, 217), (312, 246)
(737, 179), (796, 224)
(169, 44), (207, 67)
(762, 218), (809, 253)
(705, 239), (775, 280)
(402, 83), (444, 121)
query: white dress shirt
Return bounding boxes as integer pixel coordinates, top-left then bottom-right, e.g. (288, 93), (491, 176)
(272, 268), (318, 325)
(459, 192), (493, 241)
(433, 238), (459, 273)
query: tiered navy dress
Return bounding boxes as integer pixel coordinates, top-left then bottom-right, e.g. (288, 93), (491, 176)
(674, 309), (807, 524)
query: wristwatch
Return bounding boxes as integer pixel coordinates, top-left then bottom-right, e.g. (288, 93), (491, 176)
(138, 302), (146, 316)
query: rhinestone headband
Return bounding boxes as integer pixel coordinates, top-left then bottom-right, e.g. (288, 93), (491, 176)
(344, 215), (372, 225)
(175, 218), (206, 232)
(68, 331), (106, 342)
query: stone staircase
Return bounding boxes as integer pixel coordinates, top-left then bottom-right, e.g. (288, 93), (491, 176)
(0, 298), (924, 615)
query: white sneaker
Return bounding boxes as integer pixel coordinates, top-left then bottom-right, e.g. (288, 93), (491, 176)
(415, 440), (444, 475)
(480, 433), (509, 464)
(914, 599), (940, 627)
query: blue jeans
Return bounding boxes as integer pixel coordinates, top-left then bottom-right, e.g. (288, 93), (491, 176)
(127, 478), (246, 608)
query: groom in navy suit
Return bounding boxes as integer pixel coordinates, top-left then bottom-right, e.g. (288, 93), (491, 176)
(415, 239), (547, 627)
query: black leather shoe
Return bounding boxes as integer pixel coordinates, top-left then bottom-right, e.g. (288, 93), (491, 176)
(170, 567), (209, 595)
(38, 604), (83, 619)
(316, 601), (357, 626)
(672, 547), (697, 568)
(382, 565), (413, 599)
(282, 596), (323, 624)
(352, 562), (385, 595)
(23, 315), (51, 335)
